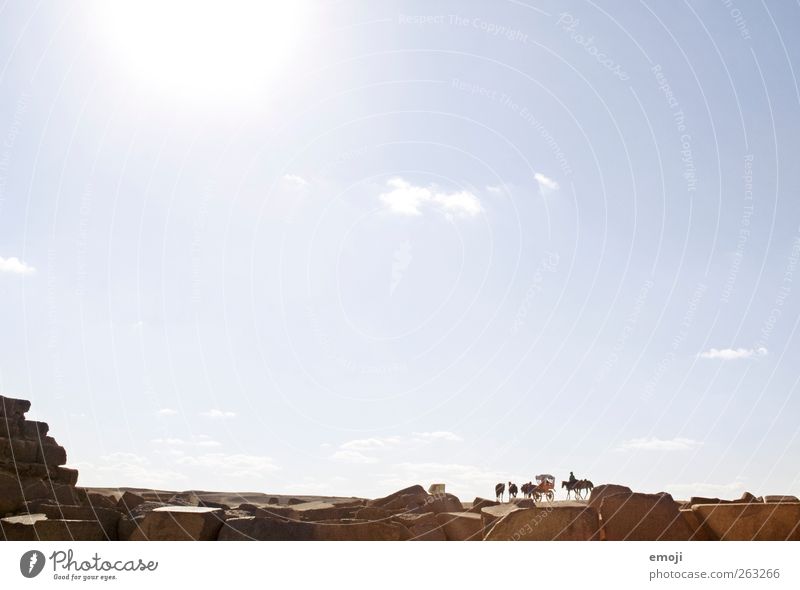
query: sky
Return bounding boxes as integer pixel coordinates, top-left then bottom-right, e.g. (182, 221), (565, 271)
(0, 0), (799, 501)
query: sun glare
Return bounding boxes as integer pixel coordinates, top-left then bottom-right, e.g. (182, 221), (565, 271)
(95, 0), (309, 102)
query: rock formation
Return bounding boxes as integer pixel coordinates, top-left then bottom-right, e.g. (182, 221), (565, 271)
(2, 396), (799, 541)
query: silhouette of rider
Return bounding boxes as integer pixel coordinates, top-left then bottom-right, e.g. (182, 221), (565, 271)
(568, 471), (577, 484)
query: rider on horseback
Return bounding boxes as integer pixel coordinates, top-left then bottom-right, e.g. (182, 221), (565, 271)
(569, 471), (577, 485)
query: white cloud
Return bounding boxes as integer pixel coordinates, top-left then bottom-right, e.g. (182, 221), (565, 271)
(175, 452), (279, 478)
(283, 174), (308, 187)
(0, 256), (35, 275)
(699, 347), (768, 360)
(200, 408), (237, 419)
(486, 184), (504, 194)
(618, 437), (702, 452)
(156, 408), (178, 416)
(330, 431), (462, 464)
(379, 178), (482, 218)
(71, 452), (185, 489)
(534, 172), (559, 196)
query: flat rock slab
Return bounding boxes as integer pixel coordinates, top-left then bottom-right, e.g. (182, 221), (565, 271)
(126, 506), (225, 540)
(692, 503), (800, 541)
(598, 492), (693, 541)
(480, 504), (522, 531)
(435, 511), (483, 541)
(2, 514), (107, 541)
(764, 495), (799, 504)
(484, 505), (599, 541)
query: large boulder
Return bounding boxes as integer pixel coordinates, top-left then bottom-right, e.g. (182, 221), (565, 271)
(289, 499), (364, 522)
(588, 484), (632, 511)
(217, 516), (411, 541)
(35, 504), (120, 540)
(125, 506), (225, 541)
(435, 511), (484, 540)
(0, 472), (24, 515)
(484, 505), (599, 541)
(1, 513), (107, 541)
(368, 485), (430, 514)
(392, 512), (445, 541)
(0, 437), (39, 463)
(480, 503), (522, 531)
(469, 497), (499, 513)
(764, 495), (799, 504)
(679, 509), (715, 541)
(598, 492), (693, 540)
(692, 503), (800, 541)
(237, 503), (299, 521)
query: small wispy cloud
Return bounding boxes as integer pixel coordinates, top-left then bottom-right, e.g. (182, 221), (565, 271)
(379, 178), (482, 218)
(156, 408), (178, 417)
(200, 408), (237, 419)
(618, 437), (702, 452)
(0, 256), (35, 275)
(330, 431), (462, 464)
(534, 172), (559, 196)
(152, 434), (220, 448)
(699, 347), (767, 360)
(283, 174), (308, 188)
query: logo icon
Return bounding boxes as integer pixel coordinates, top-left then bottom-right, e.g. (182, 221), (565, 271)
(20, 550), (45, 578)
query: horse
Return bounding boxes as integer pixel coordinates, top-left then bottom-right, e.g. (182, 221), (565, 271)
(508, 481), (518, 499)
(495, 482), (505, 501)
(521, 482), (534, 499)
(562, 479), (594, 500)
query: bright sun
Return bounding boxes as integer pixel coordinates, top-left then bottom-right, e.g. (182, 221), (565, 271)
(95, 0), (309, 102)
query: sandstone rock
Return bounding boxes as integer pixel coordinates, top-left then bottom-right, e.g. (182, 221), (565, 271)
(369, 485), (428, 509)
(764, 495), (799, 503)
(692, 503), (800, 541)
(0, 471), (24, 515)
(0, 437), (39, 463)
(679, 509), (715, 541)
(392, 512), (445, 541)
(287, 498), (304, 505)
(125, 506), (225, 541)
(36, 504), (120, 540)
(21, 421), (49, 439)
(118, 491), (146, 512)
(236, 503), (299, 520)
(0, 461), (78, 485)
(290, 500), (362, 521)
(485, 505), (599, 541)
(469, 497), (499, 513)
(218, 517), (313, 540)
(480, 503), (522, 531)
(427, 493), (463, 514)
(588, 484), (632, 511)
(1, 513), (107, 541)
(314, 519), (411, 541)
(0, 396), (31, 419)
(435, 511), (483, 540)
(36, 437), (67, 465)
(84, 492), (119, 510)
(598, 492), (694, 540)
(268, 497), (280, 505)
(217, 516), (411, 541)
(354, 506), (392, 521)
(508, 498), (538, 509)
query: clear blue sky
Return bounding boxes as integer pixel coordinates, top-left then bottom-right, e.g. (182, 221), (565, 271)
(1, 0), (798, 500)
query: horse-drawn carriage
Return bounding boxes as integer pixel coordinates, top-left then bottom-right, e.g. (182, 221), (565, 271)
(521, 474), (555, 502)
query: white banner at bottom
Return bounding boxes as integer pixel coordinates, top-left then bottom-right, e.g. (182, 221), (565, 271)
(0, 541), (797, 589)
